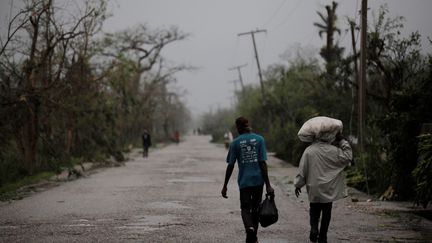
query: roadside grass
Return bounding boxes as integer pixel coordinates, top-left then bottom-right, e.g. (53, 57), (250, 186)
(0, 144), (167, 201)
(0, 142), (172, 202)
(0, 171), (55, 201)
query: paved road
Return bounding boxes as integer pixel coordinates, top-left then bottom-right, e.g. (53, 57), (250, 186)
(0, 135), (431, 242)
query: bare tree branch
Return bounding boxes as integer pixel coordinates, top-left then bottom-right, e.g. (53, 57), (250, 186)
(0, 5), (36, 56)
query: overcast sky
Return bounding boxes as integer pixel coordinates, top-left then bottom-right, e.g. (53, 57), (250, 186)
(2, 0), (432, 117)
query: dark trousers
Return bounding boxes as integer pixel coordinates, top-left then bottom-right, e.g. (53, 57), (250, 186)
(310, 202), (333, 243)
(143, 145), (149, 157)
(240, 185), (264, 232)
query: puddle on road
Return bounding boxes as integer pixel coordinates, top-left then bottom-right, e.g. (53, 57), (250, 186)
(0, 225), (19, 229)
(117, 214), (185, 234)
(62, 219), (95, 227)
(73, 219), (90, 222)
(95, 218), (115, 222)
(164, 167), (190, 173)
(181, 157), (199, 163)
(146, 201), (191, 209)
(64, 223), (94, 227)
(259, 239), (289, 243)
(168, 176), (214, 183)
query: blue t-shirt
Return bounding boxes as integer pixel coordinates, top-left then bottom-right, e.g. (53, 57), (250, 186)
(226, 133), (267, 189)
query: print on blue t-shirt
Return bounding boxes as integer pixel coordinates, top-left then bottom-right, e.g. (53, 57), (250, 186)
(239, 138), (259, 163)
(226, 133), (267, 189)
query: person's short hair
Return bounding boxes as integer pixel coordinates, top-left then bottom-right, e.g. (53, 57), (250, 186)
(235, 116), (251, 132)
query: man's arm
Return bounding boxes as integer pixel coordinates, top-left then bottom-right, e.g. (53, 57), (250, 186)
(294, 150), (308, 197)
(259, 161), (274, 194)
(337, 139), (353, 166)
(335, 132), (353, 166)
(221, 163), (234, 198)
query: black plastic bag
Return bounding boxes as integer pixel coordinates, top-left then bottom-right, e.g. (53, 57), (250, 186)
(258, 192), (278, 227)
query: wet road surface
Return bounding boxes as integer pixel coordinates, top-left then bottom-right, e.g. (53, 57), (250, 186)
(0, 135), (431, 242)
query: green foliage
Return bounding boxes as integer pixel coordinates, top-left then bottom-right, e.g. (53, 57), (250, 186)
(365, 7), (432, 199)
(201, 108), (236, 143)
(0, 140), (22, 187)
(260, 63), (321, 164)
(412, 134), (432, 208)
(235, 59), (353, 165)
(349, 144), (391, 195)
(346, 167), (366, 189)
(235, 87), (268, 136)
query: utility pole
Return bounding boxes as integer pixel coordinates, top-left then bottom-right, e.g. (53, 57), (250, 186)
(359, 0), (370, 195)
(238, 29), (267, 98)
(349, 19), (359, 136)
(359, 0), (367, 147)
(228, 63), (247, 93)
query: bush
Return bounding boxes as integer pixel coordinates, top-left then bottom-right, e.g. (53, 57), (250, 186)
(412, 134), (432, 208)
(0, 140), (24, 187)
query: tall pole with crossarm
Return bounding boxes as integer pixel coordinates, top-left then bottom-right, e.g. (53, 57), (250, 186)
(238, 29), (267, 98)
(228, 63), (247, 93)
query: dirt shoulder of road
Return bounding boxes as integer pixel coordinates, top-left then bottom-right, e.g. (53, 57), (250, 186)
(0, 146), (150, 202)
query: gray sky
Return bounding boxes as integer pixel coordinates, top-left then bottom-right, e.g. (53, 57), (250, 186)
(2, 0), (432, 116)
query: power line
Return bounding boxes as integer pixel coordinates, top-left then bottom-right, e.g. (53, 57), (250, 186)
(263, 0), (288, 27)
(272, 0), (303, 31)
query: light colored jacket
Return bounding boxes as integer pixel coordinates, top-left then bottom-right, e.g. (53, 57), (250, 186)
(294, 139), (352, 203)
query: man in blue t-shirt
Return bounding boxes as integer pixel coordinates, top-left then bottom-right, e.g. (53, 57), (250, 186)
(221, 117), (274, 243)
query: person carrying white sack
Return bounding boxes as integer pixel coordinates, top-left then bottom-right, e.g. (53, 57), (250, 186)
(294, 116), (353, 243)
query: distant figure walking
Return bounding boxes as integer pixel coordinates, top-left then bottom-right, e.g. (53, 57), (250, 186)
(142, 130), (152, 158)
(294, 131), (352, 243)
(174, 130), (180, 145)
(224, 131), (233, 149)
(221, 116), (274, 243)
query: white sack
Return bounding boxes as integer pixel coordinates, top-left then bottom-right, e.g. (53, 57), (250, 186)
(298, 116), (343, 142)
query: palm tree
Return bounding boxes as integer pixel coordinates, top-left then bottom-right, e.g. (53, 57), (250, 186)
(313, 1), (343, 76)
